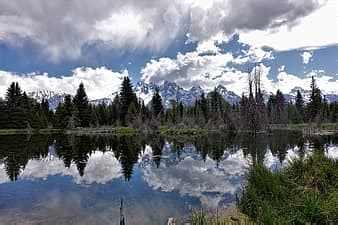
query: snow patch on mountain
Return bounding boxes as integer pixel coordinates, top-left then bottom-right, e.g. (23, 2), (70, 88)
(28, 90), (68, 110)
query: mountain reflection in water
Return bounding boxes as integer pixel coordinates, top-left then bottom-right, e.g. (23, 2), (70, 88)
(0, 131), (337, 224)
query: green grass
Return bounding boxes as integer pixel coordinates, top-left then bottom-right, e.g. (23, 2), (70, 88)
(0, 129), (29, 135)
(158, 126), (204, 136)
(36, 128), (63, 134)
(0, 128), (63, 135)
(116, 127), (138, 134)
(190, 210), (253, 225)
(238, 152), (338, 224)
(270, 122), (337, 131)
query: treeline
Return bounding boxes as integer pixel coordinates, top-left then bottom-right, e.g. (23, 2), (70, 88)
(0, 74), (337, 131)
(0, 82), (51, 129)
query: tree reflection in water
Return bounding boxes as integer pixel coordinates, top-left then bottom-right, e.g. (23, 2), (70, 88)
(0, 131), (337, 182)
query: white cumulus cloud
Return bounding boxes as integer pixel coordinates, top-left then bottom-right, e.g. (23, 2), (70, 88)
(276, 70), (338, 94)
(0, 67), (128, 100)
(141, 48), (275, 95)
(141, 47), (338, 96)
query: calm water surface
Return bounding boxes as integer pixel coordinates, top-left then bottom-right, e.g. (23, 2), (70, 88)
(0, 131), (337, 224)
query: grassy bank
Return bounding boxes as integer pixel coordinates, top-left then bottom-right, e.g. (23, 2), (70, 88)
(158, 126), (205, 136)
(64, 127), (138, 135)
(0, 128), (63, 135)
(0, 127), (138, 135)
(189, 210), (253, 225)
(238, 152), (338, 224)
(270, 122), (337, 132)
(0, 122), (337, 136)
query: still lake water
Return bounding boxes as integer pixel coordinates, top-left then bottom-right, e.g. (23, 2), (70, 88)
(0, 131), (337, 224)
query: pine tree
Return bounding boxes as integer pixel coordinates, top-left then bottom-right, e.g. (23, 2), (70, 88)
(41, 99), (50, 121)
(53, 95), (76, 128)
(307, 76), (322, 122)
(200, 93), (208, 123)
(54, 103), (67, 128)
(64, 95), (75, 118)
(73, 83), (90, 127)
(322, 96), (330, 122)
(119, 77), (134, 125)
(89, 105), (98, 127)
(6, 82), (21, 111)
(267, 94), (276, 123)
(275, 89), (286, 124)
(5, 82), (28, 128)
(295, 90), (304, 123)
(111, 95), (120, 125)
(20, 92), (34, 128)
(210, 88), (219, 113)
(151, 87), (163, 118)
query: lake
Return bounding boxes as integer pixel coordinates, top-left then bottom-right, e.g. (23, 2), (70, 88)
(0, 131), (337, 224)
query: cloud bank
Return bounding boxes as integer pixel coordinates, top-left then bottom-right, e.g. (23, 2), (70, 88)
(1, 0), (333, 61)
(141, 47), (338, 96)
(239, 0), (338, 51)
(0, 67), (127, 99)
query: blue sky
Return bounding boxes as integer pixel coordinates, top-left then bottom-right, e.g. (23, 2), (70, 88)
(0, 0), (337, 99)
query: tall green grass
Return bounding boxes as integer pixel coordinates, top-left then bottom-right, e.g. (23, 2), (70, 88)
(190, 210), (253, 225)
(238, 152), (338, 224)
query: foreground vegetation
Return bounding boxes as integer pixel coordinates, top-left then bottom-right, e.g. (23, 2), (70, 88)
(188, 152), (337, 224)
(190, 210), (253, 225)
(238, 152), (338, 224)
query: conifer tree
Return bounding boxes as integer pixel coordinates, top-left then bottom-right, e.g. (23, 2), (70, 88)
(210, 88), (219, 113)
(275, 89), (286, 124)
(5, 82), (27, 128)
(200, 93), (208, 123)
(111, 95), (120, 125)
(308, 76), (322, 122)
(295, 90), (304, 122)
(151, 87), (163, 118)
(73, 83), (90, 127)
(119, 77), (134, 125)
(6, 82), (22, 111)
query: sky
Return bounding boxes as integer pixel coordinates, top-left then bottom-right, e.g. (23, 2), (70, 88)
(0, 0), (337, 100)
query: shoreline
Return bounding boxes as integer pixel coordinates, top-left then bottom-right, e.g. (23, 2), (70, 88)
(0, 123), (337, 136)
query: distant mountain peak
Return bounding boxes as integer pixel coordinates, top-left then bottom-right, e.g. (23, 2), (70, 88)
(28, 90), (68, 110)
(28, 81), (338, 111)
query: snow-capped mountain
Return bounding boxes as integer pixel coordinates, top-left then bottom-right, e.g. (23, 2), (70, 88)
(216, 85), (241, 104)
(133, 81), (240, 108)
(28, 82), (338, 110)
(80, 81), (240, 109)
(288, 87), (311, 103)
(89, 97), (113, 106)
(284, 87), (338, 103)
(28, 90), (68, 110)
(159, 81), (204, 108)
(134, 81), (158, 105)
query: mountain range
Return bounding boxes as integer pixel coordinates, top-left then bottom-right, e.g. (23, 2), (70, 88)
(27, 81), (338, 110)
